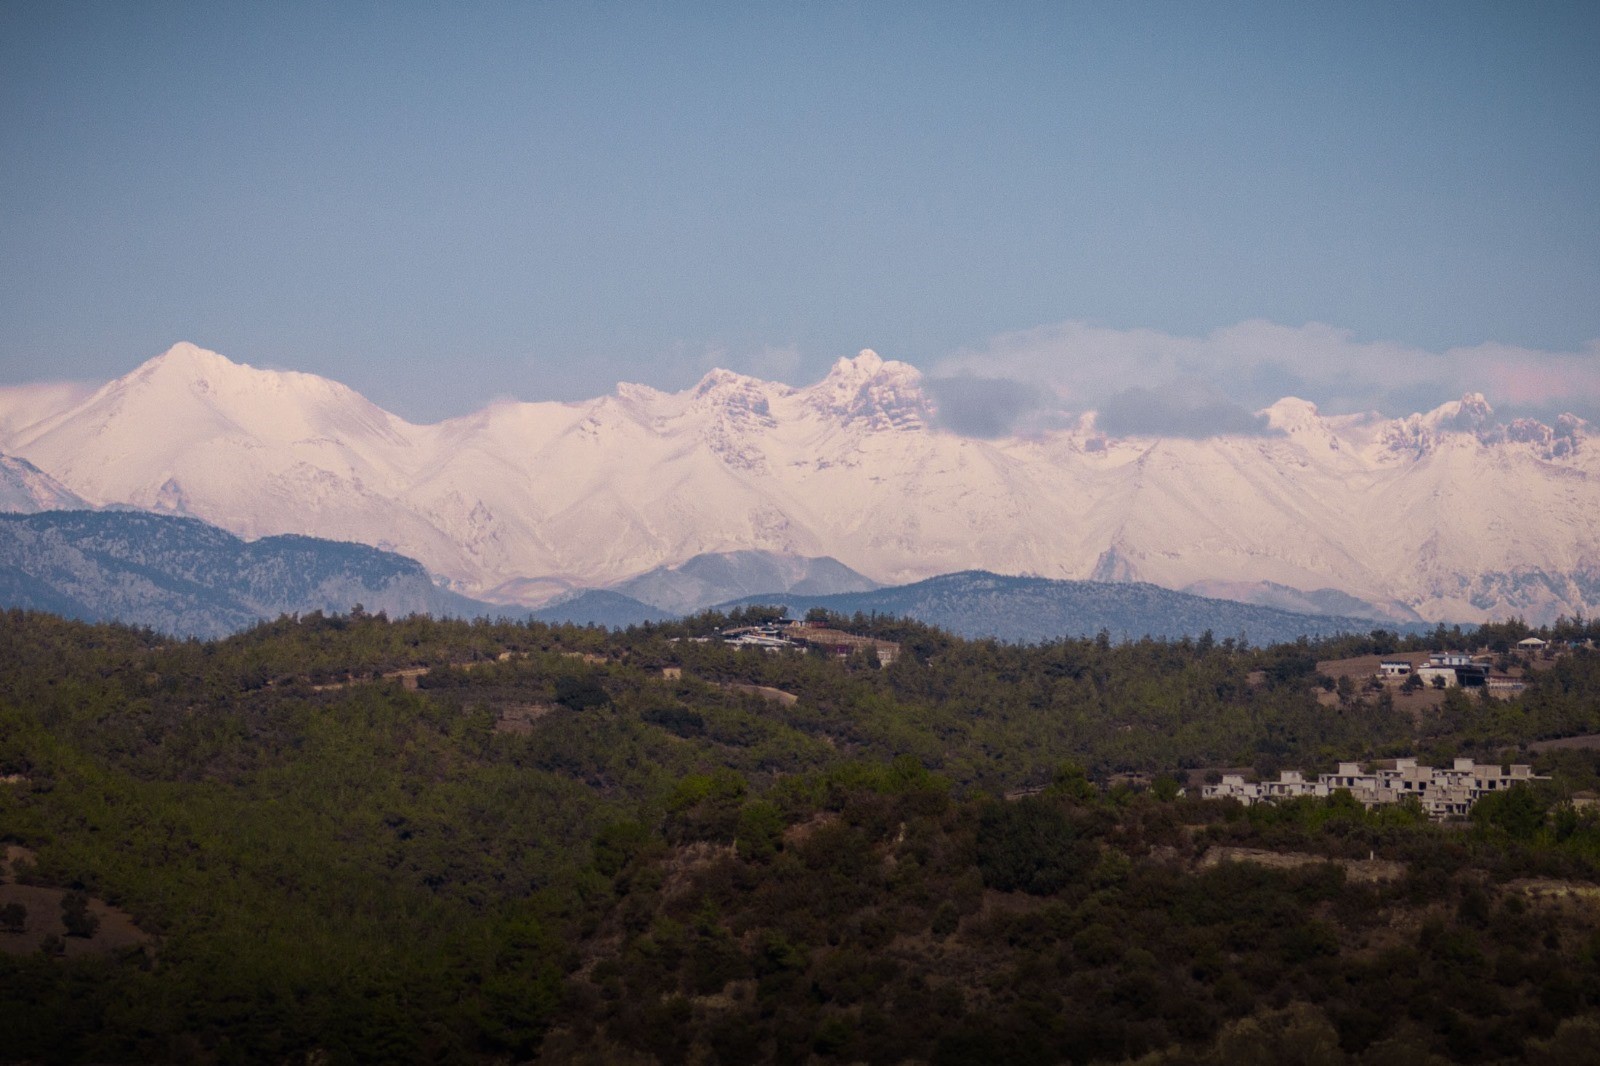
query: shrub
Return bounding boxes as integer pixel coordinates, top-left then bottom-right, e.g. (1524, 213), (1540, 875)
(977, 797), (1092, 895)
(60, 892), (97, 939)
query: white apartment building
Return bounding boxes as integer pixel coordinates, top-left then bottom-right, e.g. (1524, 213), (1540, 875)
(1203, 757), (1547, 820)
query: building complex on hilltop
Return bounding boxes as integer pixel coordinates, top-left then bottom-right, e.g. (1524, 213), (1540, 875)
(1204, 758), (1548, 821)
(720, 620), (900, 666)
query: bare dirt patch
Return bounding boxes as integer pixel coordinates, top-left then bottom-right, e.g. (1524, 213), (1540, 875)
(0, 884), (153, 957)
(0, 857), (153, 962)
(1, 845), (154, 958)
(721, 683), (799, 706)
(1506, 878), (1600, 904)
(3, 844), (37, 876)
(1198, 846), (1405, 883)
(1316, 653), (1452, 718)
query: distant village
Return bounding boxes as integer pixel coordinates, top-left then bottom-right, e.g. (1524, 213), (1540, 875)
(1204, 637), (1593, 821)
(713, 619), (901, 666)
(699, 624), (1587, 822)
(1370, 637), (1573, 696)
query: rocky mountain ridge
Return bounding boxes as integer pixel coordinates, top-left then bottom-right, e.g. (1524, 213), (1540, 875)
(1, 343), (1595, 623)
(0, 510), (502, 639)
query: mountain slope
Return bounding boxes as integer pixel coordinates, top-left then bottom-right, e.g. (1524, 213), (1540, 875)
(0, 454), (89, 513)
(720, 571), (1427, 645)
(1181, 579), (1424, 625)
(608, 550), (878, 614)
(2, 343), (1596, 623)
(0, 510), (502, 638)
(528, 590), (676, 628)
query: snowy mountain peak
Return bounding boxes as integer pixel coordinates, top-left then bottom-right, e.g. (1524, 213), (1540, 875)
(691, 368), (789, 414)
(117, 342), (283, 403)
(1261, 397), (1321, 432)
(1426, 392), (1495, 432)
(694, 367), (763, 395)
(1475, 412), (1585, 458)
(108, 343), (410, 445)
(141, 341), (233, 374)
(123, 342), (282, 401)
(689, 370), (783, 471)
(838, 347), (883, 375)
(1259, 397), (1354, 456)
(806, 349), (930, 430)
(122, 343), (390, 415)
(615, 381), (665, 403)
(0, 344), (418, 517)
(1377, 392), (1494, 457)
(1371, 392), (1589, 461)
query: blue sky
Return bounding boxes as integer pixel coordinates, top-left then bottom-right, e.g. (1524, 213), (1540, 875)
(3, 1), (1597, 427)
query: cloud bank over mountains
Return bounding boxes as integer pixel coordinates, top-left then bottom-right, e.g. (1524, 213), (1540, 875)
(922, 375), (1057, 439)
(933, 319), (1600, 437)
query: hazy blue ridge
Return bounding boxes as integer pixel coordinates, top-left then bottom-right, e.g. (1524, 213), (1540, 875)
(529, 589), (678, 628)
(0, 510), (1444, 642)
(718, 570), (1434, 644)
(0, 510), (511, 638)
(608, 550), (879, 615)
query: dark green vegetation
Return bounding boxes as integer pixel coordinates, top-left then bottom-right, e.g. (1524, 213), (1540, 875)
(3, 607), (1600, 1063)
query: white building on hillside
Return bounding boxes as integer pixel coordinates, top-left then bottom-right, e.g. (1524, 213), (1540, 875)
(1202, 758), (1547, 821)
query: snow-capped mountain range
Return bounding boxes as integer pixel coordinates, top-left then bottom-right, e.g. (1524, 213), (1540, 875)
(1, 342), (1595, 623)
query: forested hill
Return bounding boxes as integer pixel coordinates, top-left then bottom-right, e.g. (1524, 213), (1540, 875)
(5, 609), (1600, 1062)
(720, 570), (1426, 644)
(0, 510), (502, 638)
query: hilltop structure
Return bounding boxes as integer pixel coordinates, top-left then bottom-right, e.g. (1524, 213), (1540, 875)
(1205, 758), (1548, 821)
(721, 619), (900, 666)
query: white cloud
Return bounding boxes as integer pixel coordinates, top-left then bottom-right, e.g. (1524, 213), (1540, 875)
(934, 319), (1600, 422)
